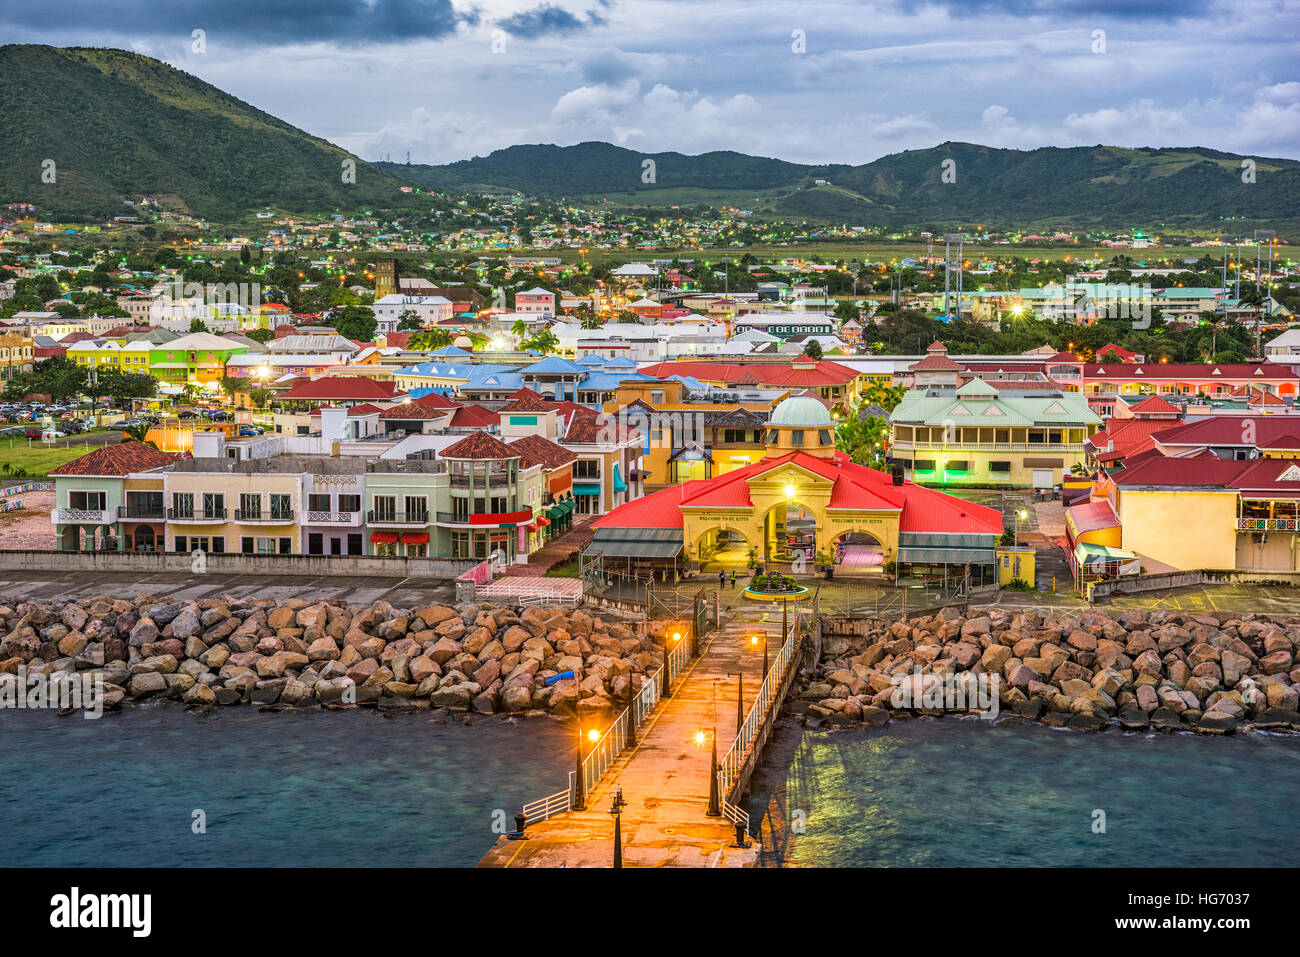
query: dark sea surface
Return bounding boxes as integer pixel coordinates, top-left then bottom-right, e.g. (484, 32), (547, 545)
(746, 716), (1300, 867)
(0, 706), (573, 867)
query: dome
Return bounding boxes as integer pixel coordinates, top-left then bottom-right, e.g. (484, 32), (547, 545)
(769, 395), (834, 428)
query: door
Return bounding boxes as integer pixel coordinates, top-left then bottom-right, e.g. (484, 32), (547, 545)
(347, 533), (362, 555)
(1032, 469), (1053, 489)
(307, 533), (323, 555)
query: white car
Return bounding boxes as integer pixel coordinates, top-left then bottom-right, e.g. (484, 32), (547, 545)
(41, 429), (66, 441)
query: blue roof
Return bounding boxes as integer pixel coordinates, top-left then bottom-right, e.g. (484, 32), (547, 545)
(576, 354), (607, 366)
(578, 371), (660, 391)
(605, 356), (639, 369)
(521, 356), (588, 374)
(668, 375), (706, 390)
(462, 368), (525, 391)
(397, 361), (521, 380)
(431, 345), (472, 357)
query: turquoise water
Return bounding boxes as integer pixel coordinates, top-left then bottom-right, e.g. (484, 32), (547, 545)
(0, 707), (573, 867)
(747, 717), (1300, 867)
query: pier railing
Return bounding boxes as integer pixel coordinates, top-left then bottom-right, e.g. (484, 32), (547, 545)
(715, 591), (816, 834)
(516, 630), (698, 830)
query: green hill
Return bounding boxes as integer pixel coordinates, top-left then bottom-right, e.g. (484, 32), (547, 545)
(0, 44), (418, 221)
(381, 141), (1300, 229)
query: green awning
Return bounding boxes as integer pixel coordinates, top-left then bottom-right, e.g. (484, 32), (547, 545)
(612, 464), (627, 493)
(574, 483), (601, 496)
(585, 527), (683, 560)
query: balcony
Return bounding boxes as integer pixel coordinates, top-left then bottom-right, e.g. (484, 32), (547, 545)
(892, 441), (1084, 453)
(436, 508), (534, 528)
(168, 508), (227, 522)
(1237, 517), (1299, 532)
(366, 510), (431, 526)
(235, 509), (296, 523)
(51, 507), (118, 525)
(121, 504), (165, 520)
(448, 470), (512, 488)
(305, 510), (362, 526)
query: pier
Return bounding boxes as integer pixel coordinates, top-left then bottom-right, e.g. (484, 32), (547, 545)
(478, 588), (817, 868)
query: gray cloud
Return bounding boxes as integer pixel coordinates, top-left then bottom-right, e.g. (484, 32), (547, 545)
(0, 0), (475, 43)
(497, 3), (607, 35)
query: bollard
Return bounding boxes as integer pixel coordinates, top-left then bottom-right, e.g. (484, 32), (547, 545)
(508, 812), (528, 840)
(733, 822), (750, 849)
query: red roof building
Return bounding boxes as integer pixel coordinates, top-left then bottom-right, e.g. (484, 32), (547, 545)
(276, 376), (407, 406)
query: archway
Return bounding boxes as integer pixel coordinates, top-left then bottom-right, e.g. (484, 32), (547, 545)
(59, 525), (80, 552)
(761, 501), (819, 566)
(831, 530), (885, 575)
(133, 524), (156, 552)
(695, 526), (754, 570)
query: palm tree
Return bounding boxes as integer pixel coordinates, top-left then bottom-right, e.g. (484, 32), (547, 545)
(521, 329), (560, 354)
(121, 422), (150, 443)
(580, 311), (603, 330)
(834, 413), (888, 468)
(511, 318), (529, 340)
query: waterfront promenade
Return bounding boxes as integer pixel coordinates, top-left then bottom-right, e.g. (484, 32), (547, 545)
(479, 589), (781, 867)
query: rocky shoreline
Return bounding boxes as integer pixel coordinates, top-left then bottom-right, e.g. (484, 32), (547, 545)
(796, 607), (1300, 735)
(0, 595), (661, 723)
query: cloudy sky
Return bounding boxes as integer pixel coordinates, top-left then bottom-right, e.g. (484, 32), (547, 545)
(4, 0), (1299, 165)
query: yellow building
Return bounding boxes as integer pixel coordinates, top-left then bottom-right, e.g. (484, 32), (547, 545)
(587, 395), (1005, 583)
(0, 331), (34, 387)
(601, 378), (787, 489)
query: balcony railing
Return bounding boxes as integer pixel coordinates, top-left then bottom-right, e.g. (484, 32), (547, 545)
(366, 510), (431, 525)
(51, 507), (118, 525)
(1237, 517), (1299, 531)
(893, 441), (1084, 452)
(305, 510), (362, 525)
(235, 509), (296, 523)
(121, 504), (165, 519)
(168, 508), (227, 521)
(448, 471), (513, 488)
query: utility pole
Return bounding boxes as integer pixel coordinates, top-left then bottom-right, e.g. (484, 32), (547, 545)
(1254, 229), (1276, 356)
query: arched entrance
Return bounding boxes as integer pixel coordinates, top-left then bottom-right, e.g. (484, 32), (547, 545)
(133, 524), (156, 552)
(695, 526), (754, 570)
(831, 530), (885, 574)
(762, 501), (818, 565)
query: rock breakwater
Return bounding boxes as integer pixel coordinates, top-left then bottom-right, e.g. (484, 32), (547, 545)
(798, 606), (1300, 734)
(0, 594), (661, 723)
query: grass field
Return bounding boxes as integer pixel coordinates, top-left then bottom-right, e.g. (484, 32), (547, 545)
(0, 439), (101, 477)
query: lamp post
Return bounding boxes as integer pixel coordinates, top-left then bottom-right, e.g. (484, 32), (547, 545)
(705, 679), (721, 817)
(610, 786), (628, 868)
(728, 671), (744, 737)
(574, 725), (598, 811)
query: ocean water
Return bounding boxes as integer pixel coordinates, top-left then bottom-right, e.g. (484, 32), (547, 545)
(0, 706), (573, 867)
(747, 717), (1300, 868)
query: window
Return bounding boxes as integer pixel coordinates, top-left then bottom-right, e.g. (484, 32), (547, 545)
(339, 494), (360, 513)
(201, 493), (224, 519)
(818, 429), (832, 444)
(374, 541), (398, 557)
(172, 493), (194, 519)
(278, 537), (292, 554)
(271, 494), (292, 520)
(308, 533), (324, 555)
(404, 495), (428, 523)
(241, 536), (254, 554)
(68, 490), (107, 510)
(791, 430), (804, 446)
(174, 535), (187, 553)
(451, 531), (471, 557)
(990, 461), (1011, 472)
(373, 495), (396, 521)
(574, 460), (600, 480)
(308, 494), (330, 512)
(239, 493), (261, 518)
(452, 497), (470, 522)
(914, 459), (936, 471)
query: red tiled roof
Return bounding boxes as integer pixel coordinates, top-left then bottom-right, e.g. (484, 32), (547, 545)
(508, 434), (576, 470)
(278, 376), (407, 402)
(593, 450), (1001, 536)
(1150, 415), (1300, 450)
(379, 394), (462, 420)
(1249, 390), (1288, 406)
(1226, 458), (1300, 492)
(1111, 457), (1248, 487)
(441, 430), (515, 459)
(1047, 352), (1080, 362)
(381, 331), (413, 349)
(347, 403), (385, 416)
(1068, 500), (1120, 535)
(447, 405), (499, 429)
(1083, 363), (1298, 380)
(1097, 343), (1140, 360)
(59, 331), (97, 344)
(909, 354), (963, 372)
(638, 360), (859, 387)
(1127, 395), (1180, 414)
(49, 442), (180, 477)
(499, 389), (557, 413)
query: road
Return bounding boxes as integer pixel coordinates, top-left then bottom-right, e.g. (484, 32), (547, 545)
(0, 569), (458, 607)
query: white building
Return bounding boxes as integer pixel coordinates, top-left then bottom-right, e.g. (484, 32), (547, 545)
(371, 294), (454, 334)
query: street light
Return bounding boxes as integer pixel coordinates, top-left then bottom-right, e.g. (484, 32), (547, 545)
(1015, 508), (1028, 548)
(751, 632), (768, 679)
(574, 724), (600, 811)
(705, 679), (722, 817)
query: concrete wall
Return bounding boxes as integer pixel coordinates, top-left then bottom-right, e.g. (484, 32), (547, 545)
(0, 550), (476, 579)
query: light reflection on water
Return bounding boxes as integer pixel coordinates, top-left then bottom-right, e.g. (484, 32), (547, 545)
(747, 716), (1300, 867)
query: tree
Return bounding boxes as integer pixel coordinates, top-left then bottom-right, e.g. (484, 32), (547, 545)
(3, 356), (86, 401)
(120, 422), (156, 446)
(331, 305), (377, 342)
(94, 368), (158, 408)
(835, 411), (888, 468)
(407, 329), (455, 350)
(240, 245), (251, 265)
(396, 309), (424, 331)
(244, 328), (274, 344)
(520, 329), (560, 354)
(832, 300), (860, 322)
(189, 317), (210, 333)
(803, 339), (823, 360)
(580, 311), (603, 330)
(248, 387), (273, 410)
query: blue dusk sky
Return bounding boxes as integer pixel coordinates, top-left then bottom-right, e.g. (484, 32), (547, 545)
(2, 0), (1298, 164)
